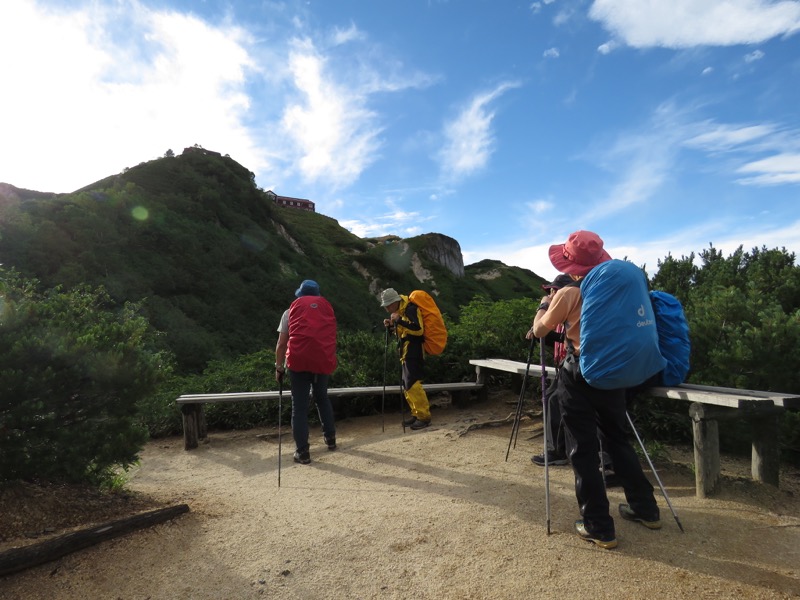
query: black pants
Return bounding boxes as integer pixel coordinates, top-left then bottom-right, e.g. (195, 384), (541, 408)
(558, 355), (659, 537)
(544, 377), (566, 455)
(547, 373), (611, 468)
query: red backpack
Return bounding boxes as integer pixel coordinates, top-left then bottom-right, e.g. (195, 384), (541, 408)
(286, 296), (337, 374)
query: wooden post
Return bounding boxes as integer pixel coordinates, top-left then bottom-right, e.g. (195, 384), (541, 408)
(689, 402), (721, 498)
(197, 404), (208, 441)
(750, 408), (781, 487)
(181, 403), (200, 450)
(474, 367), (489, 403)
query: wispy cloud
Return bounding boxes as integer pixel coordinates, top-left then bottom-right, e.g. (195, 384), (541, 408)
(589, 0), (800, 48)
(683, 120), (800, 185)
(597, 40), (618, 54)
(744, 49), (766, 63)
(339, 207), (434, 238)
(280, 38), (383, 189)
(437, 81), (521, 181)
(543, 47), (560, 58)
(579, 103), (689, 219)
(737, 153), (800, 185)
(684, 123), (775, 151)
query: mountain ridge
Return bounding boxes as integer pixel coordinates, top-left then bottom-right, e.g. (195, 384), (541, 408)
(0, 148), (546, 373)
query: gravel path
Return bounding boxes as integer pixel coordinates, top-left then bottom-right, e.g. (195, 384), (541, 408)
(2, 391), (799, 599)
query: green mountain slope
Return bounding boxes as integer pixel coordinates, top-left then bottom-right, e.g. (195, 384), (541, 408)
(0, 148), (547, 373)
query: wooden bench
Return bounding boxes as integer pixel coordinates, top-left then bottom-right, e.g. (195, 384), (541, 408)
(176, 381), (485, 451)
(469, 358), (800, 498)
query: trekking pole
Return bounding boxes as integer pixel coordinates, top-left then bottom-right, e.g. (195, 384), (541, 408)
(381, 326), (390, 433)
(541, 337), (551, 535)
(399, 361), (407, 434)
(599, 435), (607, 489)
(277, 378), (283, 488)
(625, 411), (685, 533)
(505, 334), (536, 461)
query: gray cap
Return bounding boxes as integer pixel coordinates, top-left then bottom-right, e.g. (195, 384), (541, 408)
(380, 288), (402, 307)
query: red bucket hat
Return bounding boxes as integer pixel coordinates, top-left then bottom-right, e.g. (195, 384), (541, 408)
(548, 230), (612, 276)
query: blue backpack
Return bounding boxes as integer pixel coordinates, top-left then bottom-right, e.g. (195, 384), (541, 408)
(650, 290), (690, 386)
(579, 260), (666, 390)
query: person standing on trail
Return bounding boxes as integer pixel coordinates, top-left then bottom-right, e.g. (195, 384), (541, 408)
(526, 273), (574, 467)
(527, 274), (619, 486)
(531, 230), (661, 549)
(380, 288), (431, 430)
(275, 279), (338, 465)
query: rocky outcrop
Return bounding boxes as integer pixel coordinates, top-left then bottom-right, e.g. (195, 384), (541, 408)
(420, 233), (464, 278)
(273, 221), (305, 255)
(411, 252), (433, 283)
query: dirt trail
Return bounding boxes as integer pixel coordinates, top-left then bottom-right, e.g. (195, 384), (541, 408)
(1, 391), (799, 599)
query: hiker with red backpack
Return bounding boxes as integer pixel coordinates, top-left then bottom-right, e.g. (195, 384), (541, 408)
(275, 280), (338, 465)
(380, 288), (432, 430)
(531, 231), (661, 549)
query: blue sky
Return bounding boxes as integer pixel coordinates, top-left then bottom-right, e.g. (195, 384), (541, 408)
(2, 0), (799, 280)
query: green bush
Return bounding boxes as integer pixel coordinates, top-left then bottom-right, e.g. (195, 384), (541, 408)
(0, 269), (167, 484)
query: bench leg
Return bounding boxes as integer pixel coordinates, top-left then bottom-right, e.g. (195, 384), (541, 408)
(198, 404), (208, 441)
(689, 403), (721, 498)
(751, 411), (780, 487)
(181, 403), (200, 451)
(474, 368), (489, 403)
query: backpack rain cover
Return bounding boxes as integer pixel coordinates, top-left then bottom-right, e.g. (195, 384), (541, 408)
(579, 260), (666, 390)
(286, 296), (337, 374)
(650, 290), (690, 386)
(408, 290), (448, 356)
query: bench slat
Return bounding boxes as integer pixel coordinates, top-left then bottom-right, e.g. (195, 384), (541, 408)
(469, 358), (558, 378)
(470, 358), (800, 409)
(176, 382), (482, 404)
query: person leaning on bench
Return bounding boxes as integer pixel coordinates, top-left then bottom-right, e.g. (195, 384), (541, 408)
(531, 230), (661, 549)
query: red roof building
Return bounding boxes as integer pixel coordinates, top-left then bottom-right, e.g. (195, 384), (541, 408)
(265, 190), (315, 212)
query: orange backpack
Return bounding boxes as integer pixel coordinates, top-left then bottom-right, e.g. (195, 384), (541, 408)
(408, 290), (448, 356)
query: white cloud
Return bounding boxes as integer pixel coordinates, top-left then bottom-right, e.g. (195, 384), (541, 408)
(0, 0), (263, 192)
(597, 40), (618, 54)
(280, 40), (383, 189)
(530, 0), (556, 14)
(0, 1), (434, 194)
(737, 153), (800, 185)
(702, 66), (714, 75)
(437, 81), (521, 180)
(463, 218), (800, 279)
(543, 47), (560, 58)
(684, 123), (775, 151)
(339, 206), (433, 239)
(330, 22), (364, 46)
(744, 49), (766, 62)
(589, 0), (800, 48)
(579, 104), (689, 219)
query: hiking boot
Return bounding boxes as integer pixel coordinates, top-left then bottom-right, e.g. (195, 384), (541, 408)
(409, 419), (431, 430)
(324, 436), (337, 451)
(574, 520), (618, 549)
(402, 416), (417, 427)
(531, 451), (569, 467)
(293, 449), (311, 465)
(618, 503), (662, 529)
